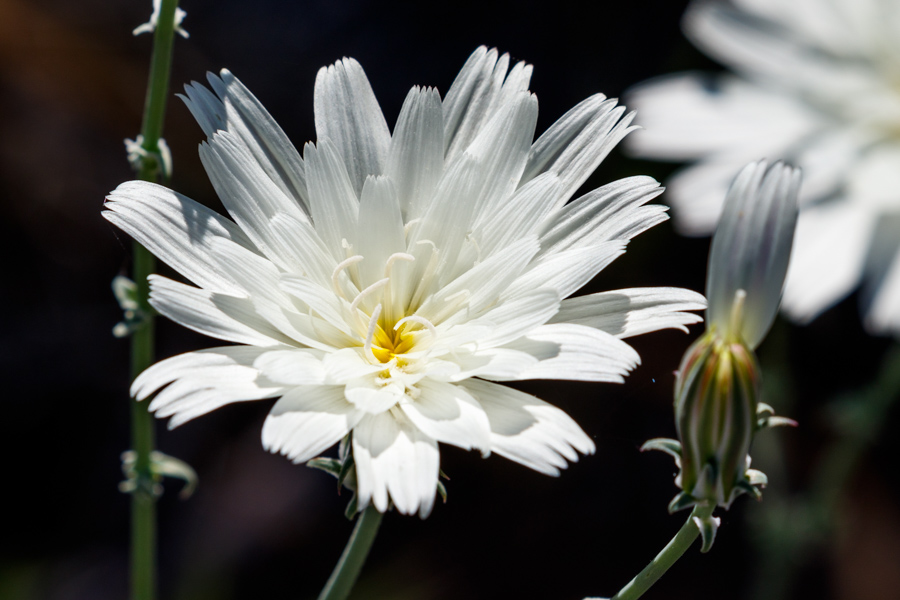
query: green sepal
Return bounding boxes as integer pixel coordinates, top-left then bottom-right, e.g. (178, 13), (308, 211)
(437, 480), (448, 503)
(119, 449), (198, 500)
(338, 455), (355, 491)
(343, 494), (359, 520)
(765, 416), (799, 428)
(307, 458), (342, 479)
(746, 468), (768, 487)
(641, 438), (683, 467)
(733, 478), (762, 501)
(693, 513), (721, 553)
(756, 402), (797, 430)
(668, 492), (697, 514)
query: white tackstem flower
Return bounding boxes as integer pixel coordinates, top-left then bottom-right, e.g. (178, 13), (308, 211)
(626, 0), (900, 337)
(104, 46), (707, 518)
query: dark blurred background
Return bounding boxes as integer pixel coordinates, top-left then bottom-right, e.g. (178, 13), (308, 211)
(1, 1), (898, 599)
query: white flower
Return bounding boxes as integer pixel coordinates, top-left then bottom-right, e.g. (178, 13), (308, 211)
(104, 47), (705, 517)
(625, 0), (900, 336)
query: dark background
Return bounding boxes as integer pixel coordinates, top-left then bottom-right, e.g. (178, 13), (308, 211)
(1, 1), (898, 599)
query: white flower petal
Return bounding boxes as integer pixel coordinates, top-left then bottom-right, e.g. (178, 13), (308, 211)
(465, 92), (539, 227)
(781, 201), (875, 322)
(322, 348), (383, 384)
(538, 176), (667, 254)
(303, 138), (360, 260)
(505, 242), (626, 302)
(400, 380), (491, 455)
(207, 237), (341, 349)
(443, 47), (517, 164)
(188, 70), (309, 211)
(345, 376), (405, 414)
(356, 175), (405, 288)
(148, 275), (293, 347)
(461, 379), (594, 476)
(136, 346), (285, 428)
(353, 411), (439, 517)
(551, 287), (707, 338)
(665, 160), (744, 235)
(253, 349), (327, 385)
(860, 215), (900, 335)
(502, 323), (641, 383)
(847, 143), (900, 212)
(625, 74), (821, 161)
(524, 97), (636, 207)
(314, 58), (391, 195)
(103, 181), (253, 295)
(415, 236), (540, 325)
(406, 153), (484, 288)
(474, 172), (563, 258)
(179, 78), (227, 137)
(262, 385), (363, 463)
(280, 274), (351, 335)
(707, 160), (801, 348)
(386, 86), (444, 220)
(267, 212), (336, 287)
(443, 348), (540, 381)
(132, 345), (274, 400)
(471, 289), (561, 349)
(199, 131), (308, 271)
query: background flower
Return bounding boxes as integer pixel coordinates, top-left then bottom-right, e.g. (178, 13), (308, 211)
(626, 0), (900, 336)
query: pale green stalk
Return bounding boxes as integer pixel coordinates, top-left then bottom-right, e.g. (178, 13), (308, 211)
(610, 504), (714, 600)
(129, 2), (180, 599)
(317, 506), (384, 600)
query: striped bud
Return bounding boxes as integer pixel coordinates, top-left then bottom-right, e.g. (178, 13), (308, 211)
(673, 330), (760, 509)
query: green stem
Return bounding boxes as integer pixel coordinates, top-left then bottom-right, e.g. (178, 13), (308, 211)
(611, 504), (714, 600)
(129, 2), (180, 600)
(317, 507), (384, 600)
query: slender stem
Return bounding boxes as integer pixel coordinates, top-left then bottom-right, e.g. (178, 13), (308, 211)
(129, 2), (180, 600)
(611, 504), (714, 600)
(317, 507), (384, 600)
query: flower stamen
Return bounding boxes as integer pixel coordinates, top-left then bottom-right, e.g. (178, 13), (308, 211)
(363, 304), (383, 363)
(332, 255), (364, 301)
(394, 315), (438, 340)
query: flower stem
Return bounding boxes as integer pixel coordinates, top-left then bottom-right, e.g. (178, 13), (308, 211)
(610, 504), (714, 600)
(317, 506), (384, 600)
(129, 2), (180, 599)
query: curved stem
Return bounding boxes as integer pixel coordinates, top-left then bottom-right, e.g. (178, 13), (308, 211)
(611, 504), (714, 600)
(129, 2), (180, 599)
(317, 506), (384, 600)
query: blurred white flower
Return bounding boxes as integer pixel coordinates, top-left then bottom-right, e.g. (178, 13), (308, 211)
(626, 0), (900, 335)
(104, 47), (705, 517)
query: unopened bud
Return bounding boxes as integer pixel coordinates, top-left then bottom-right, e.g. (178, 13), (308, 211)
(674, 330), (760, 509)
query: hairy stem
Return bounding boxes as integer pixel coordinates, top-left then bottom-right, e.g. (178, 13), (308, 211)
(129, 1), (180, 599)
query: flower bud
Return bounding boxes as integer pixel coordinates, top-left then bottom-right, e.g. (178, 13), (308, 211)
(673, 330), (760, 509)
